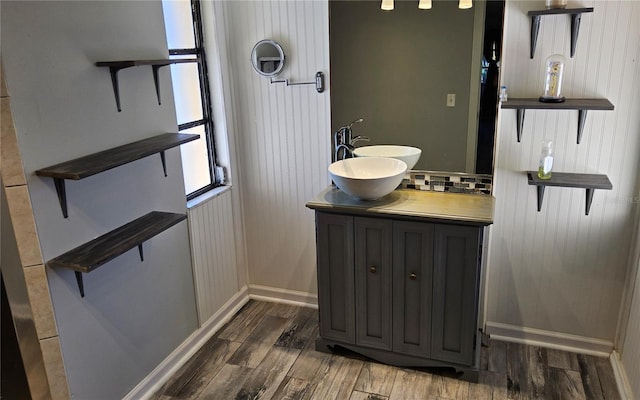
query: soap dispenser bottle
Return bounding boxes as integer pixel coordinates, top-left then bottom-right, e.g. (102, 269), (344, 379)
(538, 140), (554, 179)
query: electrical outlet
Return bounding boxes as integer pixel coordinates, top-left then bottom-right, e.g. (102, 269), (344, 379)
(447, 93), (456, 107)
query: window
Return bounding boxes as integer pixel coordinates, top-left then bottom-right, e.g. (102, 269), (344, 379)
(162, 0), (221, 199)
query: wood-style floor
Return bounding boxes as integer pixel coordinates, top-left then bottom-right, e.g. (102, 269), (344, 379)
(151, 300), (620, 400)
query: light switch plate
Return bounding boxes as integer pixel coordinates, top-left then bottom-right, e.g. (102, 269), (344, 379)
(447, 93), (456, 107)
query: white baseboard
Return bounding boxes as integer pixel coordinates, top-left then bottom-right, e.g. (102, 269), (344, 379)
(123, 286), (250, 400)
(485, 321), (613, 357)
(610, 351), (634, 400)
(248, 284), (318, 309)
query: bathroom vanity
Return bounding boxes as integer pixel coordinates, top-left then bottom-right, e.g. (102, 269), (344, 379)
(306, 186), (494, 381)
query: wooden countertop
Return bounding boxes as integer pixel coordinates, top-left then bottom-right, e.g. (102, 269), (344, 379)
(306, 186), (495, 226)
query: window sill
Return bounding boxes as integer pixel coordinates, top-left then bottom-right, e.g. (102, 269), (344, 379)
(187, 185), (232, 210)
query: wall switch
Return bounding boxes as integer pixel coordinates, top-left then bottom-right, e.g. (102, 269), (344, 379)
(447, 93), (456, 107)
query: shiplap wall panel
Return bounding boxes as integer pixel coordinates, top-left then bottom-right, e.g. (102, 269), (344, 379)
(187, 189), (239, 325)
(223, 1), (330, 295)
(487, 0), (640, 342)
(622, 238), (640, 396)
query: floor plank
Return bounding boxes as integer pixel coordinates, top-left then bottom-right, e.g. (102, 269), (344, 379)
(577, 354), (605, 400)
(275, 307), (316, 349)
(287, 335), (334, 384)
(469, 370), (507, 400)
(547, 348), (580, 371)
(527, 345), (547, 398)
(153, 338), (241, 399)
(216, 300), (270, 342)
(227, 315), (290, 368)
(389, 369), (433, 400)
(350, 390), (389, 400)
(593, 356), (621, 400)
(197, 363), (251, 400)
(487, 340), (507, 374)
(545, 367), (587, 400)
(152, 301), (622, 400)
(310, 354), (364, 400)
(354, 361), (398, 397)
(506, 342), (530, 399)
(271, 376), (316, 400)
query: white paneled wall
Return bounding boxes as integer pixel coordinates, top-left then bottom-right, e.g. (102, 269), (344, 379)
(621, 222), (640, 398)
(486, 0), (640, 346)
(221, 1), (331, 296)
(187, 189), (239, 324)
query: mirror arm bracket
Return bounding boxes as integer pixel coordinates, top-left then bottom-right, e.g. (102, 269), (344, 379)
(270, 71), (325, 93)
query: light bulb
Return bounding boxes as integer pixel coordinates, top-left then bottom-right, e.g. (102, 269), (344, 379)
(418, 0), (432, 9)
(381, 0), (394, 10)
(459, 0), (472, 9)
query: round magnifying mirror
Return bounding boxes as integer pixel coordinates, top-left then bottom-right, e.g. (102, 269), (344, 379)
(251, 39), (286, 77)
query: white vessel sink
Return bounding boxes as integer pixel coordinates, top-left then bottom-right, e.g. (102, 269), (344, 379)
(353, 145), (422, 170)
(328, 157), (407, 200)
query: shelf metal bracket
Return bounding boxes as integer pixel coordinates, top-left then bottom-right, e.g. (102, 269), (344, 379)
(577, 109), (588, 144)
(585, 188), (595, 216)
(106, 66), (126, 112)
(516, 109), (525, 143)
(270, 71), (325, 93)
(152, 65), (170, 107)
(75, 271), (85, 298)
(570, 13), (583, 57)
(530, 16), (541, 59)
(160, 151), (167, 177)
(536, 185), (545, 212)
(53, 178), (69, 218)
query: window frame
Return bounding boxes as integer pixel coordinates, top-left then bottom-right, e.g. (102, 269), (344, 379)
(167, 0), (220, 200)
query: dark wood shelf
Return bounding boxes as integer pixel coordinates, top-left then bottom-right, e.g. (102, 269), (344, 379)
(526, 171), (612, 215)
(501, 98), (614, 143)
(527, 7), (594, 58)
(47, 211), (187, 297)
(35, 133), (199, 218)
(96, 58), (197, 111)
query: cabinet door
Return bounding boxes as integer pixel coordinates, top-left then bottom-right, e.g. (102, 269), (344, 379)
(355, 217), (393, 350)
(431, 224), (481, 366)
(392, 221), (434, 357)
(316, 212), (356, 344)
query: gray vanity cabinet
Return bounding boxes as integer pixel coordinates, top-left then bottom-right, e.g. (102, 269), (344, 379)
(316, 212), (355, 343)
(355, 217), (393, 350)
(315, 210), (484, 380)
(431, 224), (481, 366)
(392, 221), (434, 358)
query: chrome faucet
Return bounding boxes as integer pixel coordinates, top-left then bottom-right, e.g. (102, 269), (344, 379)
(333, 118), (369, 161)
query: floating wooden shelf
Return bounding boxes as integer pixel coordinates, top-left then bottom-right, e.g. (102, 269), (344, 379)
(501, 98), (614, 143)
(96, 58), (197, 111)
(526, 171), (612, 215)
(527, 7), (594, 59)
(35, 133), (199, 218)
(47, 211), (187, 297)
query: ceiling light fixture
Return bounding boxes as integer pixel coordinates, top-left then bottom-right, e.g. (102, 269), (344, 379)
(381, 0), (394, 11)
(418, 0), (432, 9)
(459, 0), (473, 9)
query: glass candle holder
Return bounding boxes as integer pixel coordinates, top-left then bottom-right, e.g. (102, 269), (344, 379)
(545, 0), (568, 9)
(540, 54), (566, 103)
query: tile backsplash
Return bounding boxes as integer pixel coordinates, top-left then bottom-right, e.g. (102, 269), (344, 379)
(401, 170), (493, 195)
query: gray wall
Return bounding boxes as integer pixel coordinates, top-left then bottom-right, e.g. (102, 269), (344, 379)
(330, 0), (476, 171)
(1, 1), (198, 398)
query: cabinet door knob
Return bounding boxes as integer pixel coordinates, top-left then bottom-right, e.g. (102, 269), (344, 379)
(370, 266), (377, 273)
(409, 272), (417, 280)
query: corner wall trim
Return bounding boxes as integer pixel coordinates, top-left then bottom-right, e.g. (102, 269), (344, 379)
(485, 321), (613, 357)
(123, 286), (249, 400)
(610, 351), (633, 400)
(248, 284), (318, 309)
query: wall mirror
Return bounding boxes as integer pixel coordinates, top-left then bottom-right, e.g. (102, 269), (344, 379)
(251, 39), (286, 77)
(330, 0), (504, 174)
